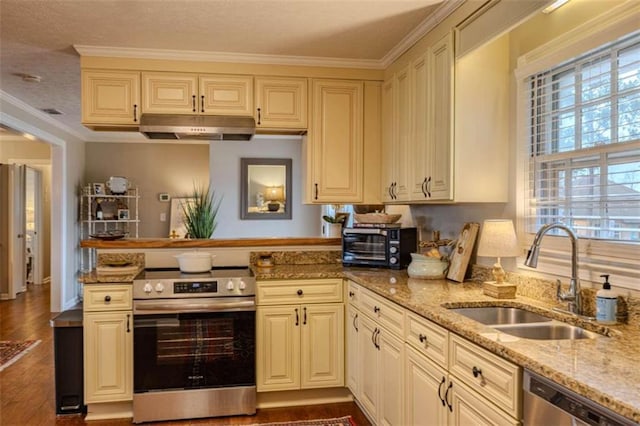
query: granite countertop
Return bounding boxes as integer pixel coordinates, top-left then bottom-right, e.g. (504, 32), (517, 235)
(343, 268), (640, 424)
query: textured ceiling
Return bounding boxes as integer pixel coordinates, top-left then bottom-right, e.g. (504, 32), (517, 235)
(0, 0), (446, 142)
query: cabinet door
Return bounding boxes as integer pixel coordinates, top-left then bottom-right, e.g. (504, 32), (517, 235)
(199, 74), (253, 115)
(256, 306), (300, 391)
(449, 380), (519, 426)
(255, 77), (307, 129)
(82, 70), (140, 125)
(346, 305), (360, 396)
(391, 65), (412, 202)
(405, 346), (448, 426)
(84, 311), (132, 403)
(378, 329), (404, 426)
(427, 33), (454, 201)
(358, 315), (379, 421)
(381, 79), (395, 202)
(411, 52), (431, 200)
(309, 79), (364, 203)
(141, 72), (198, 114)
(300, 303), (344, 389)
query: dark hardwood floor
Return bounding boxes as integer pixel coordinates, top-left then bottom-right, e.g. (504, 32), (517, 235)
(0, 284), (371, 426)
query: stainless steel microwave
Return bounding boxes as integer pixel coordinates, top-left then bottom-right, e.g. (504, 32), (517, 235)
(342, 227), (417, 269)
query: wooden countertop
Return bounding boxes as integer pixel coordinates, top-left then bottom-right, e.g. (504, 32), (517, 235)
(80, 237), (341, 249)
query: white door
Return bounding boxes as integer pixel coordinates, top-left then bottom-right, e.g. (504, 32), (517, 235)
(25, 166), (43, 285)
(8, 164), (27, 297)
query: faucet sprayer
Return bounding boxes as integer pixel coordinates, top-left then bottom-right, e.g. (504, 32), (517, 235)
(525, 223), (582, 315)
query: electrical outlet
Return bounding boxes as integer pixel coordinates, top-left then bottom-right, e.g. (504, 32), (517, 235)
(160, 213), (166, 222)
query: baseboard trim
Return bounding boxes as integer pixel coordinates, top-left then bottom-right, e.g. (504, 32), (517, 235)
(257, 387), (353, 409)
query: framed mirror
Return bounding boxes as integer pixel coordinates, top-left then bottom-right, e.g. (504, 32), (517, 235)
(241, 158), (292, 220)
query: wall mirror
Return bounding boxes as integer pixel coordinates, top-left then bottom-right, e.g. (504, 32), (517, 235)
(241, 158), (292, 220)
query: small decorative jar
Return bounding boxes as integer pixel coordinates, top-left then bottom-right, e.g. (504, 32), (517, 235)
(407, 253), (449, 279)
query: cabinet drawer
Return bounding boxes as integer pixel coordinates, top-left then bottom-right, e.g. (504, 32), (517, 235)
(257, 279), (343, 305)
(405, 311), (448, 367)
(449, 334), (521, 417)
(359, 287), (404, 337)
(84, 285), (132, 311)
(346, 280), (359, 306)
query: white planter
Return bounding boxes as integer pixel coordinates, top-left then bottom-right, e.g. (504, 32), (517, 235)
(322, 223), (342, 238)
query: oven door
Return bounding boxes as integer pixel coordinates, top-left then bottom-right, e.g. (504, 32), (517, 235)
(133, 297), (255, 393)
(342, 228), (389, 267)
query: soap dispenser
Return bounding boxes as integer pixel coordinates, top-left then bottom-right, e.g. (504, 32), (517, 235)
(596, 274), (617, 324)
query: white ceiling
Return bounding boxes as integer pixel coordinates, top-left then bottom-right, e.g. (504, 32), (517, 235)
(0, 0), (457, 142)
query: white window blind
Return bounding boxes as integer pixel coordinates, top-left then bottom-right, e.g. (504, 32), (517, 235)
(526, 33), (640, 243)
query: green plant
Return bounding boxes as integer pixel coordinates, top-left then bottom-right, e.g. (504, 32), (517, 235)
(322, 214), (346, 224)
(182, 184), (221, 239)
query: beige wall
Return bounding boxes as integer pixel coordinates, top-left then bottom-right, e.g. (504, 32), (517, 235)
(84, 142), (209, 238)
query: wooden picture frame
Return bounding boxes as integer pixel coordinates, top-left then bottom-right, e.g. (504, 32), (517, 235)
(93, 182), (105, 195)
(169, 197), (195, 239)
(447, 222), (480, 282)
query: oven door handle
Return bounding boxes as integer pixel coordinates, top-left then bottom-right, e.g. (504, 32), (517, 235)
(133, 298), (256, 315)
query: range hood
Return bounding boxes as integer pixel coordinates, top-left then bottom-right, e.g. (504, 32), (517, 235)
(139, 114), (255, 141)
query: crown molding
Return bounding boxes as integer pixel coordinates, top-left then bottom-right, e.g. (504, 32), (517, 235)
(380, 0), (466, 67)
(74, 1), (465, 72)
(0, 90), (86, 144)
(74, 45), (385, 70)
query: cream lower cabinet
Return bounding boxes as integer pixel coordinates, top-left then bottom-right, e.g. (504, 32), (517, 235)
(256, 279), (344, 392)
(347, 281), (521, 426)
(404, 311), (520, 426)
(348, 281), (404, 426)
(83, 285), (133, 404)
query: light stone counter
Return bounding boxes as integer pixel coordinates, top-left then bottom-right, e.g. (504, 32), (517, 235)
(344, 268), (640, 424)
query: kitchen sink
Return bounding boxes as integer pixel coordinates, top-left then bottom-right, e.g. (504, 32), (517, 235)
(493, 323), (599, 340)
(449, 307), (552, 325)
(447, 306), (603, 340)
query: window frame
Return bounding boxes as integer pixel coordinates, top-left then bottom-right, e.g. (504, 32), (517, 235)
(515, 4), (640, 291)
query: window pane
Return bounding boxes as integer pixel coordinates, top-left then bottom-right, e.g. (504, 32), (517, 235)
(553, 70), (575, 109)
(581, 57), (610, 102)
(618, 42), (640, 92)
(570, 165), (601, 238)
(618, 92), (640, 142)
(554, 111), (575, 152)
(581, 101), (611, 147)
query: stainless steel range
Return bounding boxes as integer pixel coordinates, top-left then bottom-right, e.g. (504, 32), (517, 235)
(132, 267), (256, 424)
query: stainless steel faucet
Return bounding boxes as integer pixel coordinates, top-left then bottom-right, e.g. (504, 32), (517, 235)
(524, 223), (582, 315)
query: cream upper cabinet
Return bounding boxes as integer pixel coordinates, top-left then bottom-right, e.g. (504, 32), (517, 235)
(141, 72), (253, 116)
(410, 52), (431, 200)
(255, 76), (308, 130)
(381, 66), (411, 202)
(307, 79), (364, 203)
(199, 74), (253, 116)
(83, 285), (133, 404)
(426, 33), (454, 201)
(141, 72), (198, 114)
(82, 70), (140, 127)
(256, 279), (344, 392)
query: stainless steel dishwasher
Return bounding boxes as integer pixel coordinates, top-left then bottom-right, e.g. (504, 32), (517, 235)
(523, 370), (636, 426)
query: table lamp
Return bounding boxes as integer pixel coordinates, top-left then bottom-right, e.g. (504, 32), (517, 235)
(266, 186), (284, 212)
(477, 219), (520, 298)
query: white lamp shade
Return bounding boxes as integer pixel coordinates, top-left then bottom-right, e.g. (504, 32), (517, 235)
(477, 219), (520, 258)
(266, 186), (284, 201)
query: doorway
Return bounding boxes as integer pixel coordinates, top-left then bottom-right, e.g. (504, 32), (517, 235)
(0, 133), (51, 300)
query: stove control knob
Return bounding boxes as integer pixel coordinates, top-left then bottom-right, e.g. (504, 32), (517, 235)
(239, 280), (247, 291)
(143, 282), (153, 294)
(155, 283), (165, 293)
(226, 280), (235, 291)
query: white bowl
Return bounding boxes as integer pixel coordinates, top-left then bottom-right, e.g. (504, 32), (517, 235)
(174, 252), (216, 273)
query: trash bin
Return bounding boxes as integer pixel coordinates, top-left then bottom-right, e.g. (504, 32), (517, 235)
(50, 309), (85, 415)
